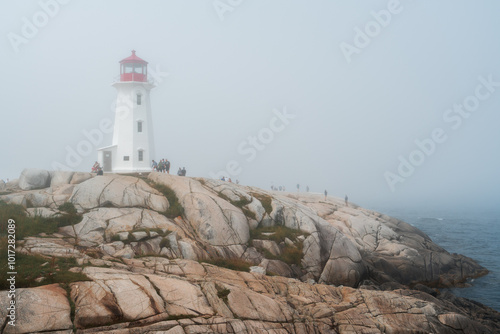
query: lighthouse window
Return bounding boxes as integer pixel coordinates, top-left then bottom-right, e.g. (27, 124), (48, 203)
(137, 121), (143, 133)
(123, 156), (130, 161)
(138, 150), (144, 161)
(137, 94), (142, 105)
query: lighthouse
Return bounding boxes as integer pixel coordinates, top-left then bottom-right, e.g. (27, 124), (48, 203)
(97, 50), (155, 173)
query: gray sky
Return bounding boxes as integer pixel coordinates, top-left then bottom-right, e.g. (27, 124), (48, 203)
(1, 0), (499, 211)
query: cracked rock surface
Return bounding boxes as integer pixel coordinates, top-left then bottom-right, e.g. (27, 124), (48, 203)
(0, 259), (498, 333)
(0, 170), (498, 333)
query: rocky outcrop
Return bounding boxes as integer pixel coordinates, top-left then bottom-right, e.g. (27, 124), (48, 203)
(70, 174), (169, 212)
(148, 173), (250, 246)
(18, 168), (51, 190)
(1, 183), (74, 208)
(0, 170), (497, 333)
(1, 259), (498, 333)
(1, 171), (487, 289)
(4, 178), (19, 191)
(0, 284), (73, 333)
(147, 173), (485, 289)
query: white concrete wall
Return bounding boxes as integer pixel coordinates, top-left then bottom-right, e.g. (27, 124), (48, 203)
(108, 81), (156, 172)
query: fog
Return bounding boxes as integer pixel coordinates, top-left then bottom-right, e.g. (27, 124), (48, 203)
(1, 0), (499, 212)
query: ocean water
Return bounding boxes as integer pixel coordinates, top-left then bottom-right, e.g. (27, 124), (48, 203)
(370, 207), (500, 312)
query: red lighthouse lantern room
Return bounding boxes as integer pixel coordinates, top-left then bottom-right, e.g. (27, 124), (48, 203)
(120, 50), (148, 82)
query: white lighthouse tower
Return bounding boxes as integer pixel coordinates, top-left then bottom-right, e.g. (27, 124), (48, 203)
(98, 50), (155, 173)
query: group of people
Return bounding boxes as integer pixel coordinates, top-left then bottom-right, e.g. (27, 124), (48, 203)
(91, 162), (103, 175)
(220, 176), (239, 184)
(90, 160), (349, 205)
(270, 184), (349, 206)
(152, 159), (170, 173)
(152, 159), (187, 176)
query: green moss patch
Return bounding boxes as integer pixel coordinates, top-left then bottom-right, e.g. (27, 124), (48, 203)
(250, 225), (307, 243)
(250, 193), (273, 215)
(0, 238), (89, 289)
(250, 225), (309, 267)
(0, 201), (82, 240)
(216, 284), (231, 303)
(148, 182), (184, 218)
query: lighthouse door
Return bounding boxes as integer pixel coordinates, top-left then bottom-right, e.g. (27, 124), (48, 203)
(103, 151), (112, 172)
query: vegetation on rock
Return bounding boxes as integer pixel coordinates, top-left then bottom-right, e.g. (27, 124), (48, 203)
(149, 182), (184, 218)
(0, 201), (81, 239)
(217, 192), (256, 220)
(250, 225), (309, 266)
(250, 192), (273, 214)
(0, 241), (89, 289)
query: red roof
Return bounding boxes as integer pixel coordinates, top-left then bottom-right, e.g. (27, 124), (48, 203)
(119, 50), (148, 64)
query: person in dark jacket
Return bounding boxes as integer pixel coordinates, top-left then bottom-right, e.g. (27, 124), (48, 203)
(165, 159), (171, 174)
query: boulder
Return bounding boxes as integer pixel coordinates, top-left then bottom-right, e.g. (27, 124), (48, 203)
(82, 267), (165, 321)
(50, 171), (75, 187)
(20, 237), (82, 257)
(252, 239), (281, 256)
(225, 284), (294, 322)
(100, 241), (125, 256)
(131, 231), (148, 241)
(0, 284), (72, 333)
(149, 173), (249, 246)
(250, 266), (266, 275)
(70, 172), (94, 184)
(1, 185), (74, 210)
(260, 259), (293, 277)
(70, 175), (169, 211)
(146, 275), (214, 316)
(70, 281), (122, 328)
(18, 168), (51, 190)
(114, 245), (135, 259)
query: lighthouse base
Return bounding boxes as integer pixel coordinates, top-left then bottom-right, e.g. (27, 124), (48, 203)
(97, 146), (152, 174)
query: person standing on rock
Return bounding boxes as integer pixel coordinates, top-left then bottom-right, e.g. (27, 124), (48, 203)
(162, 159), (167, 173)
(324, 190), (328, 201)
(151, 160), (158, 171)
(92, 161), (100, 173)
(181, 167), (186, 176)
(165, 159), (171, 174)
(177, 167), (182, 176)
(345, 195), (348, 207)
